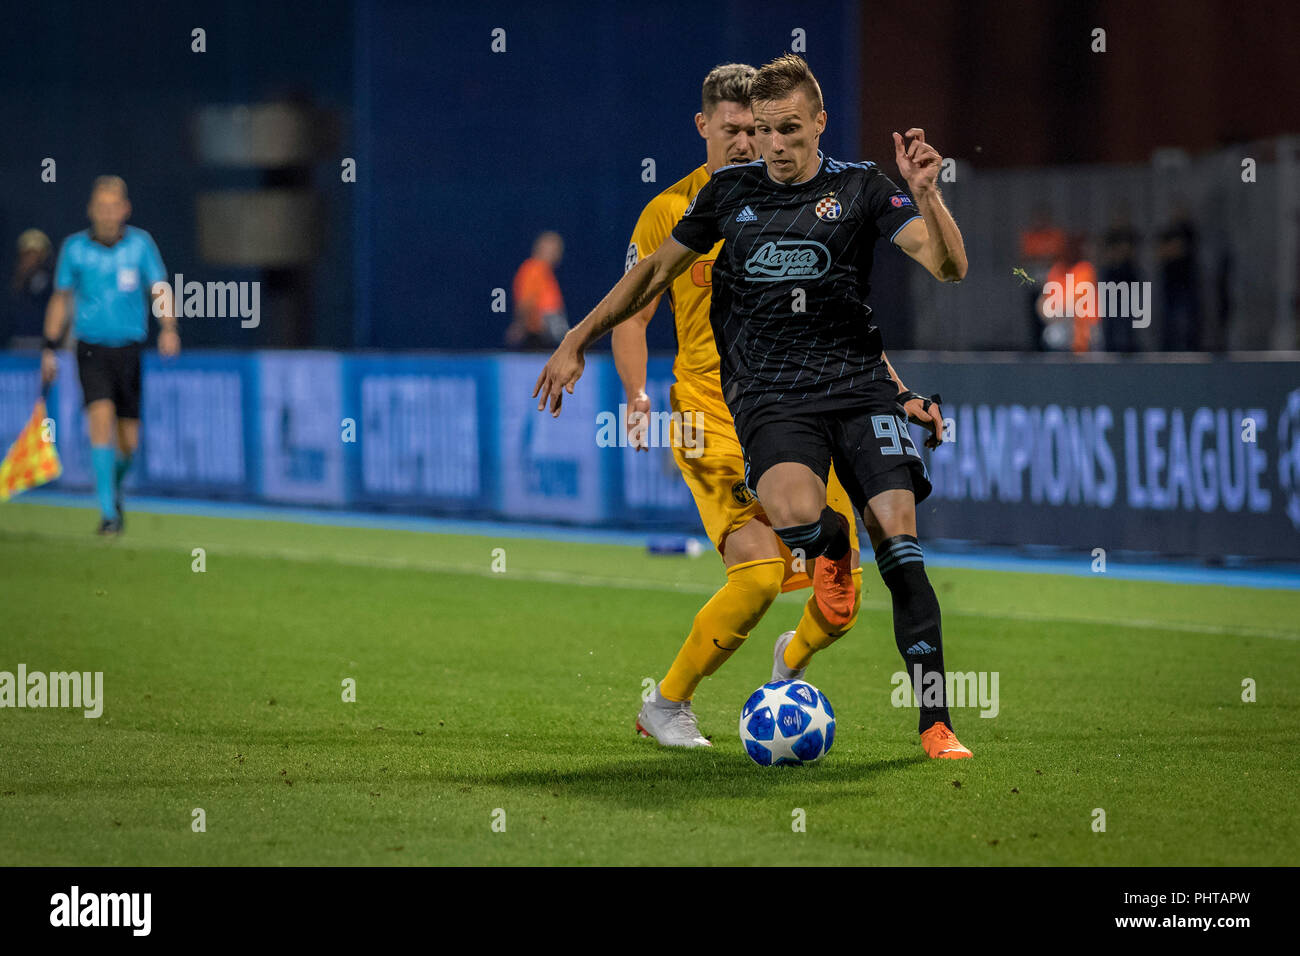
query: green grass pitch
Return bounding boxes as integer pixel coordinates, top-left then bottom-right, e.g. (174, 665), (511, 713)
(1, 501), (1297, 865)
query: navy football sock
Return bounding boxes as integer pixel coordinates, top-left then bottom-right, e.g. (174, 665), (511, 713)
(775, 506), (848, 561)
(875, 534), (951, 733)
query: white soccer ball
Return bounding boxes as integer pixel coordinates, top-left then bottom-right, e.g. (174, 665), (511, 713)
(739, 679), (836, 766)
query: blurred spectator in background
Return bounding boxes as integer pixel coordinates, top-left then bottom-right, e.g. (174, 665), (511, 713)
(4, 229), (54, 348)
(1157, 202), (1201, 351)
(506, 231), (568, 350)
(1211, 243), (1233, 352)
(1037, 232), (1097, 352)
(1019, 204), (1066, 350)
(1099, 207), (1141, 352)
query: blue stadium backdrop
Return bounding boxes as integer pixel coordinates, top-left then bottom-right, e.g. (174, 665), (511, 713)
(354, 0), (864, 351)
(3, 351), (1298, 562)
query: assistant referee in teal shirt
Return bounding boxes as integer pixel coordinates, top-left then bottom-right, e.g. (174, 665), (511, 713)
(41, 176), (179, 535)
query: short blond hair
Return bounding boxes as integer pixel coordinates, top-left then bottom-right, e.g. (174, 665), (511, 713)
(17, 229), (51, 254)
(90, 175), (128, 201)
(702, 63), (756, 115)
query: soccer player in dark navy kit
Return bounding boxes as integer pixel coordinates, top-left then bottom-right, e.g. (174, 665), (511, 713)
(41, 176), (178, 535)
(536, 55), (973, 758)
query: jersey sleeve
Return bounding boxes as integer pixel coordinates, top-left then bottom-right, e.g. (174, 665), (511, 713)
(625, 194), (677, 274)
(139, 231), (167, 287)
(863, 167), (923, 244)
(669, 176), (722, 254)
(53, 238), (76, 292)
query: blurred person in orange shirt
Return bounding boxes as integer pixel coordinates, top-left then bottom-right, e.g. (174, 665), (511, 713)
(1019, 204), (1066, 261)
(506, 231), (568, 350)
(1037, 233), (1097, 353)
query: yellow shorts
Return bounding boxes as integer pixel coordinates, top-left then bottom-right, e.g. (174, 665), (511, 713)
(668, 377), (860, 592)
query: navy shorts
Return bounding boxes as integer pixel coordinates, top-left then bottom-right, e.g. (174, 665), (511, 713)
(736, 380), (932, 514)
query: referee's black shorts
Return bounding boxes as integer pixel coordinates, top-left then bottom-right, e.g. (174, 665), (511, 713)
(737, 378), (933, 515)
(76, 340), (143, 420)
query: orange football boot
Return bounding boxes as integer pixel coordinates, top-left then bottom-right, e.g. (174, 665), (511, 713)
(813, 514), (854, 628)
(920, 722), (973, 759)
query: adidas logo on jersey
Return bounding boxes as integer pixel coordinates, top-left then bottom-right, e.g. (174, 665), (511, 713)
(735, 205), (757, 223)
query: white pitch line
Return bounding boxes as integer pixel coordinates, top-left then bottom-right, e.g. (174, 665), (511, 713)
(6, 527), (1299, 643)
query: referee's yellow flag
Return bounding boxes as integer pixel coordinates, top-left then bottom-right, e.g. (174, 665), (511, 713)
(0, 398), (62, 501)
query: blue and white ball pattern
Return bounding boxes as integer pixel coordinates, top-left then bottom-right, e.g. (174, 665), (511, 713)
(739, 679), (836, 766)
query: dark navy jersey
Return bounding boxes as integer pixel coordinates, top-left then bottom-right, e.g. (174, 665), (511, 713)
(670, 152), (922, 419)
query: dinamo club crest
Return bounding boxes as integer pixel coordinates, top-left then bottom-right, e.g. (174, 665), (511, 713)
(815, 196), (842, 221)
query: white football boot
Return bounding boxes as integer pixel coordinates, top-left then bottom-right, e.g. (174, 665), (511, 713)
(635, 685), (712, 747)
(771, 630), (807, 682)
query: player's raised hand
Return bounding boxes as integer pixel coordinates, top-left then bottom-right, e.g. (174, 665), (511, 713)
(532, 335), (585, 417)
(902, 395), (945, 449)
(892, 128), (942, 194)
(625, 390), (651, 451)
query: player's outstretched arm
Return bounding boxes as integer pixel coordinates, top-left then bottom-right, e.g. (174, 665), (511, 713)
(891, 128), (968, 282)
(533, 239), (697, 417)
(611, 295), (662, 450)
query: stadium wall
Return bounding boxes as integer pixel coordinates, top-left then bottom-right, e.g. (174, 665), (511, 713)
(2, 351), (1298, 563)
(354, 0), (862, 351)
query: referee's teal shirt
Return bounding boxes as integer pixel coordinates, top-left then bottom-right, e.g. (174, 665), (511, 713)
(54, 226), (167, 346)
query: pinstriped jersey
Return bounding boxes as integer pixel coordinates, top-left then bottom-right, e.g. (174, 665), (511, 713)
(670, 152), (921, 419)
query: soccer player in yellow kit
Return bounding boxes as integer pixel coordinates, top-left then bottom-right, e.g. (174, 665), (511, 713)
(615, 64), (863, 747)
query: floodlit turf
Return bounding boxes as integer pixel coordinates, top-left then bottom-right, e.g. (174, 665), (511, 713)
(1, 501), (1297, 866)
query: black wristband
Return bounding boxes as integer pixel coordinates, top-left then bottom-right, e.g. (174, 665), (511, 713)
(897, 390), (943, 414)
(42, 335), (62, 351)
